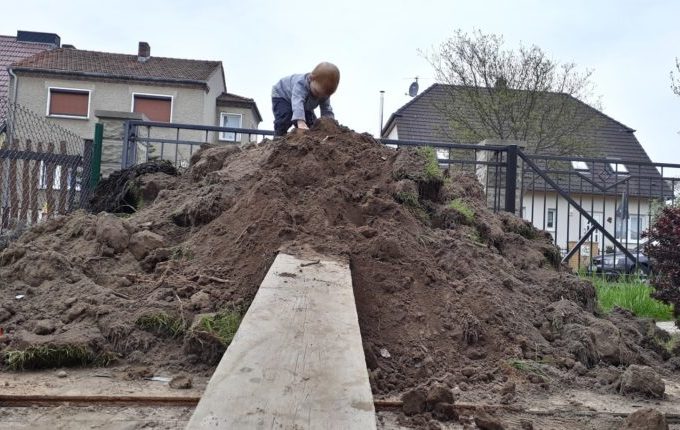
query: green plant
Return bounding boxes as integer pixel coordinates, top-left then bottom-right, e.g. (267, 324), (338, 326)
(589, 276), (674, 320)
(4, 345), (114, 370)
(507, 359), (548, 377)
(196, 309), (243, 346)
(416, 146), (443, 182)
(394, 192), (429, 222)
(448, 198), (475, 224)
(136, 312), (186, 338)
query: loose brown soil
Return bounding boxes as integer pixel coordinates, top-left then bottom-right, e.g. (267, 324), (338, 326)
(1, 119), (678, 429)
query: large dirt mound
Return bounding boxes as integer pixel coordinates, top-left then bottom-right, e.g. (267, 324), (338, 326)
(0, 119), (676, 418)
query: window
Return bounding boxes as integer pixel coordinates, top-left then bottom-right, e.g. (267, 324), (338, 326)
(628, 215), (649, 241)
(571, 160), (589, 171)
(609, 163), (628, 174)
(546, 208), (556, 230)
(132, 94), (172, 122)
(48, 88), (90, 118)
(219, 113), (242, 141)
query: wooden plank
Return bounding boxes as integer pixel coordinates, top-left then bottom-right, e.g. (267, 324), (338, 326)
(0, 144), (4, 228)
(58, 141), (68, 214)
(187, 253), (376, 430)
(29, 142), (41, 224)
(19, 140), (31, 222)
(8, 138), (18, 222)
(45, 142), (55, 219)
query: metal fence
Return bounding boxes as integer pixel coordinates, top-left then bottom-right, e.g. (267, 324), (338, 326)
(121, 120), (275, 169)
(0, 97), (93, 241)
(119, 121), (679, 274)
(385, 138), (680, 274)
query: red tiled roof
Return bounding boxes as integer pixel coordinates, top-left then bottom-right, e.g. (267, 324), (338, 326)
(0, 35), (55, 101)
(11, 47), (222, 86)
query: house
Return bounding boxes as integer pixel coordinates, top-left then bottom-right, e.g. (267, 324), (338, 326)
(7, 41), (261, 176)
(382, 84), (673, 261)
(1, 30), (60, 139)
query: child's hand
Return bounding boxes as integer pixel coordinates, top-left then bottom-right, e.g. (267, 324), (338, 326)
(296, 120), (309, 130)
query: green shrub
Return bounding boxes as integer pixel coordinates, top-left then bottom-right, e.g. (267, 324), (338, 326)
(644, 206), (680, 321)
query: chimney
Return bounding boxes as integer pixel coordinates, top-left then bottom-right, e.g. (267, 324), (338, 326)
(16, 30), (60, 47)
(138, 42), (150, 62)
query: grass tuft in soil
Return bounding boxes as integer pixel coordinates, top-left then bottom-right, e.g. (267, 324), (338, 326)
(448, 198), (475, 224)
(196, 309), (243, 346)
(591, 277), (674, 321)
(4, 345), (115, 370)
(136, 312), (186, 338)
(416, 146), (443, 182)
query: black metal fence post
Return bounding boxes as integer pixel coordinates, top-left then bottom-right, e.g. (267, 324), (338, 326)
(504, 144), (518, 213)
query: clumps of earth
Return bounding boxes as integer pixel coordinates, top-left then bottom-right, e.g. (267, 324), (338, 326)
(0, 118), (678, 429)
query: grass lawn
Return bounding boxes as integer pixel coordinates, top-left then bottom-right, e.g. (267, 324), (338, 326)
(587, 276), (674, 321)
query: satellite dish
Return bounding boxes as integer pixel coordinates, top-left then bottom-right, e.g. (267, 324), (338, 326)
(408, 77), (419, 97)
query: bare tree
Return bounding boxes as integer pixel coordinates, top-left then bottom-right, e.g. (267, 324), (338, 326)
(424, 29), (603, 155)
(672, 58), (680, 97)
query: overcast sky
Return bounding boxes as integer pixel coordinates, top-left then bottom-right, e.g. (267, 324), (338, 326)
(3, 0), (680, 165)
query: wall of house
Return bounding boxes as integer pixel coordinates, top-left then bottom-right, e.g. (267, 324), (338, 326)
(12, 74), (221, 174)
(386, 125), (398, 139)
(520, 191), (652, 254)
(14, 75), (213, 139)
(215, 106), (259, 145)
(203, 68), (226, 129)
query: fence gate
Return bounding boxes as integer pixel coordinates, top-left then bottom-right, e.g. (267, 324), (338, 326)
(0, 98), (93, 241)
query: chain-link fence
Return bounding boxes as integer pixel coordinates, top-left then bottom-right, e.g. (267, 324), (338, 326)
(0, 97), (92, 244)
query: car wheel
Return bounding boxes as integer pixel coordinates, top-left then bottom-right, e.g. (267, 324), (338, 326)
(629, 264), (650, 280)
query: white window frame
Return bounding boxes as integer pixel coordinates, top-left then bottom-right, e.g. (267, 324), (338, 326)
(219, 112), (243, 142)
(609, 162), (629, 174)
(627, 214), (649, 242)
(546, 208), (556, 230)
(46, 87), (91, 119)
(131, 92), (174, 122)
(571, 160), (589, 171)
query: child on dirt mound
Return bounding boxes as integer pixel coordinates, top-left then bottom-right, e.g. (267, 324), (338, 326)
(271, 62), (340, 136)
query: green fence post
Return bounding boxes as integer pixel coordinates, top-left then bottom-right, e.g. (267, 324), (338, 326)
(91, 123), (103, 188)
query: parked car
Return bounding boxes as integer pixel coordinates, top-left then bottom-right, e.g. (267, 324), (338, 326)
(589, 246), (651, 278)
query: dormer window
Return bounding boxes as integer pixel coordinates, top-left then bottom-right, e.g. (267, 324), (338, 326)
(609, 163), (628, 174)
(571, 160), (589, 171)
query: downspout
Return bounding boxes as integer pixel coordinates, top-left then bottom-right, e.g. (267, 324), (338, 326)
(7, 67), (18, 139)
(8, 67), (18, 105)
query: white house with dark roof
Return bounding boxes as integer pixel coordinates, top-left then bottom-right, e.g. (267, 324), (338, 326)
(7, 41), (261, 176)
(382, 84), (672, 264)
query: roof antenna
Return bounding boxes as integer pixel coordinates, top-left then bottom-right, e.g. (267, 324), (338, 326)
(407, 77), (419, 97)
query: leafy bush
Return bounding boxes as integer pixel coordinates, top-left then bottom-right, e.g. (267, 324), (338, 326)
(644, 206), (680, 320)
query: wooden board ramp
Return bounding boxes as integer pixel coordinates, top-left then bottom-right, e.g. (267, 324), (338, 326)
(186, 253), (376, 429)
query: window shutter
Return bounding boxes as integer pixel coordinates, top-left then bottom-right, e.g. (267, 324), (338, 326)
(134, 96), (171, 122)
(49, 90), (89, 117)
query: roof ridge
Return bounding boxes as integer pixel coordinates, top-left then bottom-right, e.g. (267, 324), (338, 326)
(38, 47), (222, 64)
(430, 83), (636, 133)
